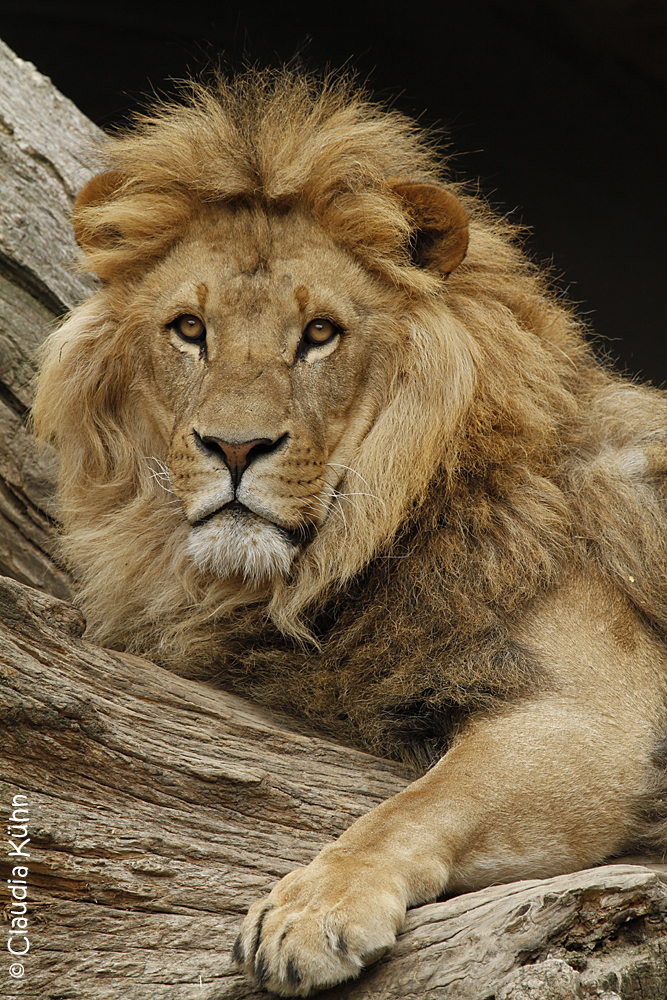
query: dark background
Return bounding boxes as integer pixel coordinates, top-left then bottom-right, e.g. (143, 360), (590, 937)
(2, 0), (666, 382)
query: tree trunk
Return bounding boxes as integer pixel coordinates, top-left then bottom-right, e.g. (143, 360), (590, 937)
(0, 37), (100, 601)
(1, 37), (667, 1000)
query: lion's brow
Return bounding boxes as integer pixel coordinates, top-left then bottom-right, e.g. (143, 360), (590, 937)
(196, 282), (209, 309)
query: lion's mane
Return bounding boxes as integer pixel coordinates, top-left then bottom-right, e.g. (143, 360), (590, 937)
(34, 71), (667, 765)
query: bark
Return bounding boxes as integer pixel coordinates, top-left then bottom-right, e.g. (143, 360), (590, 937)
(0, 36), (98, 600)
(1, 36), (667, 1000)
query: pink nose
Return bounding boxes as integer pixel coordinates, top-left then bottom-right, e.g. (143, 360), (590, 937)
(197, 434), (277, 488)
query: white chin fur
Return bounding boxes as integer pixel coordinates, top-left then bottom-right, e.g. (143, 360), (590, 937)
(187, 511), (297, 582)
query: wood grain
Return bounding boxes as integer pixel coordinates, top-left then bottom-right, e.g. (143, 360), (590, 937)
(0, 37), (101, 598)
(2, 575), (667, 999)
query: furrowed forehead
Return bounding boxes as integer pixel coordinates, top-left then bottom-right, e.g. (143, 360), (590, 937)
(153, 205), (361, 289)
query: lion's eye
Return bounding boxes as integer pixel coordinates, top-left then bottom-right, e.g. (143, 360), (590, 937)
(170, 314), (206, 342)
(304, 319), (338, 346)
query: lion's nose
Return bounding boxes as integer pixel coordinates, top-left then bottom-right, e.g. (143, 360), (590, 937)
(194, 432), (287, 489)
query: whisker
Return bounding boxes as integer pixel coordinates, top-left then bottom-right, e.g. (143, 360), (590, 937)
(325, 462), (373, 489)
(340, 490), (386, 509)
(319, 487), (349, 535)
(321, 486), (365, 514)
(147, 456), (179, 497)
(321, 477), (386, 513)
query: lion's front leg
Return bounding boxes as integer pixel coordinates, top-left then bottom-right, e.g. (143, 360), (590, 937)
(234, 695), (658, 995)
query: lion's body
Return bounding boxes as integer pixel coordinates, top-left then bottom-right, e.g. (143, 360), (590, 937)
(33, 72), (667, 994)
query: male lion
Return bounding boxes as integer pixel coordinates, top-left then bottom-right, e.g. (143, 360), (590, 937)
(33, 71), (667, 996)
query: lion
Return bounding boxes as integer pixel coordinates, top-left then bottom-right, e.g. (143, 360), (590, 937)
(32, 69), (667, 995)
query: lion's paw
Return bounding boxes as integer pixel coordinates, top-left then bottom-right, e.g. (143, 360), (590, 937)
(233, 859), (407, 996)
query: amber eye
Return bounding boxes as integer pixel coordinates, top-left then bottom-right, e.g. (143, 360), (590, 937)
(303, 318), (338, 346)
(170, 314), (206, 341)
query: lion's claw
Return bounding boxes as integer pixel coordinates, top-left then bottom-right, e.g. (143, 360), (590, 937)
(234, 861), (405, 995)
(286, 958), (302, 988)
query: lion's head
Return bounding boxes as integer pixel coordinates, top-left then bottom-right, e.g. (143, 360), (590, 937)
(84, 182), (466, 588)
(33, 70), (586, 677)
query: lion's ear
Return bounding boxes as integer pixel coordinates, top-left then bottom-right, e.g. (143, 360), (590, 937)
(392, 182), (469, 276)
(72, 170), (127, 252)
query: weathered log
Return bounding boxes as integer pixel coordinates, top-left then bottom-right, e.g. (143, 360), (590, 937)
(0, 37), (100, 599)
(2, 575), (667, 1000)
(2, 36), (667, 1000)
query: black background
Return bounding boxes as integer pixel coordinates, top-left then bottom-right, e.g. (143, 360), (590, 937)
(2, 0), (666, 382)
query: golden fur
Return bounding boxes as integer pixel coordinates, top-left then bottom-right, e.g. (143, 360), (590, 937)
(33, 71), (667, 994)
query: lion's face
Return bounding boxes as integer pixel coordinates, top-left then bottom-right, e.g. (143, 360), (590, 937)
(136, 204), (402, 582)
